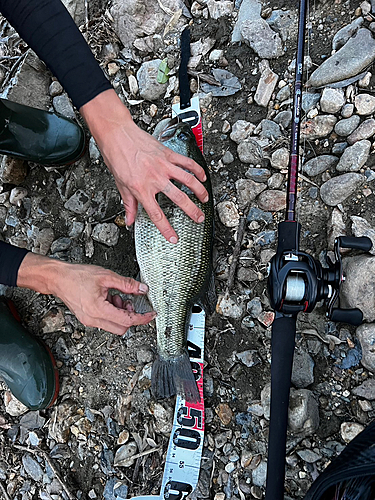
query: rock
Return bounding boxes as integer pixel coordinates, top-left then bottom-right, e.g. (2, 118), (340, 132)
(254, 60), (278, 107)
(110, 0), (187, 53)
(341, 103), (354, 118)
(257, 310), (275, 327)
(216, 294), (244, 319)
(89, 137), (101, 161)
(31, 227), (55, 255)
(320, 88), (345, 113)
(232, 0), (262, 43)
(92, 223), (120, 247)
(4, 51), (50, 109)
(334, 115), (361, 137)
(217, 201), (240, 227)
(259, 119), (282, 140)
(302, 92), (321, 113)
(267, 9), (297, 41)
(356, 323), (375, 371)
(347, 118), (375, 144)
(355, 93), (375, 115)
(48, 399), (78, 443)
(52, 95), (75, 119)
(260, 383), (271, 420)
(0, 157), (28, 185)
(137, 60), (169, 101)
(288, 389), (319, 436)
(274, 110), (292, 129)
(257, 190), (286, 212)
(336, 140), (371, 172)
(291, 349), (315, 388)
(40, 307), (66, 333)
(22, 454), (43, 482)
(222, 151), (234, 164)
(351, 215), (375, 255)
(64, 190), (91, 214)
(241, 18), (283, 59)
(20, 412), (46, 430)
(320, 173), (365, 206)
(332, 142), (348, 155)
(247, 207), (273, 223)
(235, 179), (266, 207)
(271, 147), (289, 169)
(352, 378), (375, 400)
(51, 237), (72, 254)
(307, 29), (375, 88)
(9, 187), (27, 206)
(341, 255), (375, 322)
(296, 449), (321, 463)
(332, 16), (364, 51)
(236, 350), (261, 368)
(247, 297), (263, 317)
(149, 402), (173, 435)
(207, 0), (233, 19)
(215, 403), (233, 426)
(300, 115), (337, 140)
(302, 155), (338, 176)
(49, 80), (63, 97)
(114, 441), (138, 467)
(61, 0), (85, 24)
(340, 422), (364, 443)
(230, 120), (256, 143)
(252, 460), (267, 487)
(237, 266), (258, 281)
(237, 138), (263, 164)
(327, 207), (346, 250)
(4, 391), (29, 416)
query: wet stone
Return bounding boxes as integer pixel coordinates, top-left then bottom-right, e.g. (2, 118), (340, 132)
(334, 115), (360, 137)
(92, 223), (119, 247)
(302, 155), (338, 176)
(320, 173), (365, 206)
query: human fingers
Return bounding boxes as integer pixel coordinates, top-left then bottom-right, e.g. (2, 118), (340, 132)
(162, 182), (205, 224)
(91, 313), (153, 335)
(120, 187), (138, 227)
(167, 149), (207, 183)
(101, 272), (150, 296)
(141, 196), (179, 243)
(107, 293), (134, 312)
(100, 302), (156, 329)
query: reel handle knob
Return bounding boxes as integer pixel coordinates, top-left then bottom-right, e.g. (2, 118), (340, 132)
(338, 236), (372, 252)
(330, 307), (363, 326)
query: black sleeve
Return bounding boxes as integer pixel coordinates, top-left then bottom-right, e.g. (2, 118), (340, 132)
(0, 241), (29, 286)
(0, 0), (112, 109)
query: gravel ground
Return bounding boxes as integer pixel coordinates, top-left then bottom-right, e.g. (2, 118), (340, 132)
(1, 0), (375, 499)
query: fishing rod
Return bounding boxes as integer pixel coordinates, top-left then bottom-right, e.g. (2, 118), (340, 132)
(264, 0), (372, 499)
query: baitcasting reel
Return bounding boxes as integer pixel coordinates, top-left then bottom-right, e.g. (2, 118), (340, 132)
(267, 221), (373, 326)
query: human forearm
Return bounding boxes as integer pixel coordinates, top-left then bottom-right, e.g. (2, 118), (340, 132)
(16, 252), (65, 296)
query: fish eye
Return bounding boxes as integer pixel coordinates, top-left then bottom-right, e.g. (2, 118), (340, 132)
(177, 131), (189, 141)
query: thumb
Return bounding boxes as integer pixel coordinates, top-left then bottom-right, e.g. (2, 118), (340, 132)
(102, 272), (148, 296)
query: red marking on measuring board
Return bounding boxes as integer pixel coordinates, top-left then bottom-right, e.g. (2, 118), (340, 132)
(172, 96), (203, 154)
(130, 306), (206, 500)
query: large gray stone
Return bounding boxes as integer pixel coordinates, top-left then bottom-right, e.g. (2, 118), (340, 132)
(320, 173), (365, 206)
(232, 0), (262, 42)
(356, 323), (375, 372)
(341, 255), (375, 322)
(61, 0), (85, 25)
(301, 115), (337, 140)
(137, 60), (168, 101)
(307, 29), (375, 88)
(288, 389), (319, 436)
(291, 349), (315, 388)
(241, 18), (283, 59)
(302, 155), (338, 177)
(336, 140), (371, 172)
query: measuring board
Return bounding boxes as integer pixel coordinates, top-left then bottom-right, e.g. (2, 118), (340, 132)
(131, 306), (205, 500)
(172, 96), (203, 154)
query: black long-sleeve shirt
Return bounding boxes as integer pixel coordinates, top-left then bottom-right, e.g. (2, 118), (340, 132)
(0, 0), (113, 286)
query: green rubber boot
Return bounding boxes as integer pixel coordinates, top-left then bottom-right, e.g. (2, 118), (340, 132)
(0, 300), (59, 410)
(0, 98), (86, 165)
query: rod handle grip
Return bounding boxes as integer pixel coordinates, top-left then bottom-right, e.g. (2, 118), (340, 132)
(338, 236), (372, 252)
(331, 307), (363, 326)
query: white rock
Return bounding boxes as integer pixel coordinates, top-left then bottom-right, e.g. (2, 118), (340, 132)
(340, 422), (364, 443)
(4, 391), (29, 416)
(216, 294), (244, 319)
(9, 187), (27, 206)
(320, 88), (345, 114)
(207, 0), (234, 19)
(355, 93), (375, 115)
(216, 201), (240, 227)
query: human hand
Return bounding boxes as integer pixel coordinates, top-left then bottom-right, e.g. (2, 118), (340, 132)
(80, 89), (209, 244)
(17, 253), (156, 335)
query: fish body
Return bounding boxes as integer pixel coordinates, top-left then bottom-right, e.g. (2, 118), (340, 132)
(134, 119), (215, 402)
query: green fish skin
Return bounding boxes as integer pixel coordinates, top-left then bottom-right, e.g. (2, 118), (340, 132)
(134, 119), (215, 402)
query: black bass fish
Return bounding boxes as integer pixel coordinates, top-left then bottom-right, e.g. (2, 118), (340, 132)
(134, 118), (215, 402)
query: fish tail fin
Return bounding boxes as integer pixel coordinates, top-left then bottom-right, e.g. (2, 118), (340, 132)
(152, 352), (200, 403)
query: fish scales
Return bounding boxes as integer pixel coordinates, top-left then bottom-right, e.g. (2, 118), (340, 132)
(135, 119), (214, 402)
